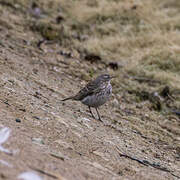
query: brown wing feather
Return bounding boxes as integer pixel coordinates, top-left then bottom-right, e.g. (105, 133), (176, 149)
(73, 77), (102, 100)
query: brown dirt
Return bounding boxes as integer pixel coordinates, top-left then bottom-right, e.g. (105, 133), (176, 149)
(0, 1), (179, 180)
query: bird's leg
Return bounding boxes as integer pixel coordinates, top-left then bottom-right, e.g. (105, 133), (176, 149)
(89, 106), (95, 119)
(95, 108), (102, 122)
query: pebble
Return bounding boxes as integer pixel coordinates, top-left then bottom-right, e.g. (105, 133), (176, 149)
(32, 138), (44, 145)
(15, 118), (21, 123)
(112, 98), (119, 107)
(77, 117), (91, 123)
(18, 171), (42, 180)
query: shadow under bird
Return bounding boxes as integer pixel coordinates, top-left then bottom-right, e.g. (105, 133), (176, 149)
(62, 74), (114, 121)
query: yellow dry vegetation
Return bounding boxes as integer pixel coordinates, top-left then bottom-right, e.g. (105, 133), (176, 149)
(55, 0), (180, 90)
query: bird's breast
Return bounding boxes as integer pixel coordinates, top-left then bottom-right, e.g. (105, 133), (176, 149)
(81, 83), (112, 108)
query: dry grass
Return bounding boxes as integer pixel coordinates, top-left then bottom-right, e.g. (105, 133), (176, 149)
(56, 0), (180, 91)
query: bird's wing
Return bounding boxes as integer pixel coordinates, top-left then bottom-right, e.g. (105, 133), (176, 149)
(73, 78), (101, 100)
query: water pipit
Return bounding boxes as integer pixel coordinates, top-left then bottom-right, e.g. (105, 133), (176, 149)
(62, 74), (114, 121)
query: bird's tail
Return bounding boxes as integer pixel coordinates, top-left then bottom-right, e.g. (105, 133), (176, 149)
(61, 96), (74, 101)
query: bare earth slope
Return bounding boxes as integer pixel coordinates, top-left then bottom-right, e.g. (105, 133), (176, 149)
(0, 0), (179, 179)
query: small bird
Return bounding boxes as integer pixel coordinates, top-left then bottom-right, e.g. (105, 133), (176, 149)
(62, 74), (114, 121)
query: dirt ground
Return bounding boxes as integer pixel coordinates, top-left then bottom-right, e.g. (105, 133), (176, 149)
(0, 1), (179, 180)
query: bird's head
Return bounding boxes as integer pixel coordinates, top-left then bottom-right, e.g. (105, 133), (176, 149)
(99, 74), (115, 82)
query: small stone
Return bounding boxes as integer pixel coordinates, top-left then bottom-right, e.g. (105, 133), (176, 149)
(112, 98), (119, 107)
(32, 138), (44, 145)
(15, 118), (21, 123)
(50, 152), (69, 161)
(19, 108), (26, 112)
(77, 117), (91, 123)
(32, 116), (40, 120)
(18, 171), (42, 180)
(0, 159), (13, 168)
